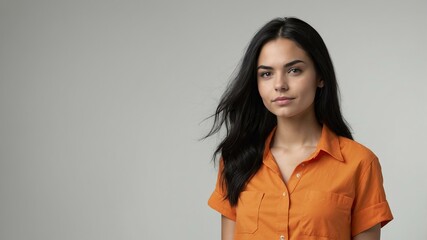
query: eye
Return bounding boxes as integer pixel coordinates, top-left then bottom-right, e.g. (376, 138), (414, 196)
(288, 68), (301, 74)
(259, 71), (272, 78)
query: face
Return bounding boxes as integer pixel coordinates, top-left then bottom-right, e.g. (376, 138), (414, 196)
(257, 38), (323, 120)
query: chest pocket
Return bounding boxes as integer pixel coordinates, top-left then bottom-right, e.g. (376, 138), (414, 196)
(235, 191), (265, 234)
(301, 190), (353, 239)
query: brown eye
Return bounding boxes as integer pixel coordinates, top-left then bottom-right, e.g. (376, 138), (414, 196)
(260, 72), (272, 78)
(288, 68), (301, 74)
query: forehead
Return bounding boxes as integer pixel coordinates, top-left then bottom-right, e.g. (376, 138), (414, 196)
(258, 38), (310, 65)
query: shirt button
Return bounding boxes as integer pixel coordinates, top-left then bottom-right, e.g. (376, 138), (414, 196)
(280, 235), (285, 240)
(282, 192), (287, 197)
(296, 173), (301, 178)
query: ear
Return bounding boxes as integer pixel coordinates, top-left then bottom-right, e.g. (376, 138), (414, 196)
(317, 79), (324, 88)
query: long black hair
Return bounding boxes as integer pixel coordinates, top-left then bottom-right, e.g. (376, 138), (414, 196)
(205, 17), (352, 206)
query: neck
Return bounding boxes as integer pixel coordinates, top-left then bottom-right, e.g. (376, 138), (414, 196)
(273, 108), (322, 149)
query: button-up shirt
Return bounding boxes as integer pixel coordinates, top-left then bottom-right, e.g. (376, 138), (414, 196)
(208, 126), (393, 239)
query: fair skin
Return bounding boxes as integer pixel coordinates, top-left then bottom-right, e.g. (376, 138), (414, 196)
(221, 38), (381, 239)
(221, 215), (235, 240)
(257, 38), (324, 184)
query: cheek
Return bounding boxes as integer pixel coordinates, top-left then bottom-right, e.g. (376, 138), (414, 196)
(299, 88), (316, 104)
(257, 84), (269, 108)
(299, 78), (319, 97)
(303, 85), (317, 97)
(257, 84), (270, 103)
(257, 83), (264, 98)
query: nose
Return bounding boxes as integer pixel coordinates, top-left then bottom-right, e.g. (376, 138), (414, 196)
(274, 73), (289, 91)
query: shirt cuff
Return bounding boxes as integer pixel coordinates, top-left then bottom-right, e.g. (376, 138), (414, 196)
(351, 201), (393, 236)
(208, 190), (236, 221)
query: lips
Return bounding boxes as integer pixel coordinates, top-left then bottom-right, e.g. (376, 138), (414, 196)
(272, 96), (295, 102)
(271, 96), (295, 106)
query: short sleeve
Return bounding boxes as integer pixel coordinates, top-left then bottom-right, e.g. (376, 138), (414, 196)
(208, 159), (236, 221)
(351, 157), (393, 236)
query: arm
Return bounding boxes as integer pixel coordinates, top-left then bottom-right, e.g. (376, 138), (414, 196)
(221, 215), (235, 240)
(353, 224), (380, 240)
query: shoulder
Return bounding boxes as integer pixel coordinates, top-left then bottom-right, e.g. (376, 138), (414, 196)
(337, 136), (378, 169)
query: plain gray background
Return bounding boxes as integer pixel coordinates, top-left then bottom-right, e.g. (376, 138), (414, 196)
(1, 0), (426, 239)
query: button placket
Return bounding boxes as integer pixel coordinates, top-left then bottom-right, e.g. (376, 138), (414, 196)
(276, 184), (289, 232)
(288, 164), (307, 193)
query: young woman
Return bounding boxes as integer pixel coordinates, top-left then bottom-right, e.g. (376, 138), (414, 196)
(206, 17), (393, 240)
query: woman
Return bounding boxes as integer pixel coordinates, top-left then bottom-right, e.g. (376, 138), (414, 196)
(206, 17), (393, 239)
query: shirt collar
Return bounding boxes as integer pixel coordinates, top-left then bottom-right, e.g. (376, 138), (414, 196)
(262, 127), (279, 172)
(317, 125), (344, 162)
(262, 125), (344, 167)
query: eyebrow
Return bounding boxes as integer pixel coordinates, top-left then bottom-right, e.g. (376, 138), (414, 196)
(257, 59), (305, 70)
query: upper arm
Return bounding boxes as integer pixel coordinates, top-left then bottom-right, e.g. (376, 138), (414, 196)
(353, 223), (380, 240)
(221, 215), (235, 240)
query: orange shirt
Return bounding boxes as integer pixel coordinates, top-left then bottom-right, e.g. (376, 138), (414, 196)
(208, 126), (393, 240)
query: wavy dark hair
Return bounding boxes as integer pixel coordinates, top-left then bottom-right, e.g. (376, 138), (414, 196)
(205, 17), (352, 206)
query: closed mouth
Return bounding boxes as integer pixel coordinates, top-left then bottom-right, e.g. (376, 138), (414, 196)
(272, 97), (295, 102)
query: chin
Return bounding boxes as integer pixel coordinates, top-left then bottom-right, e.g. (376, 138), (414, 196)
(272, 110), (299, 118)
(270, 107), (313, 120)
